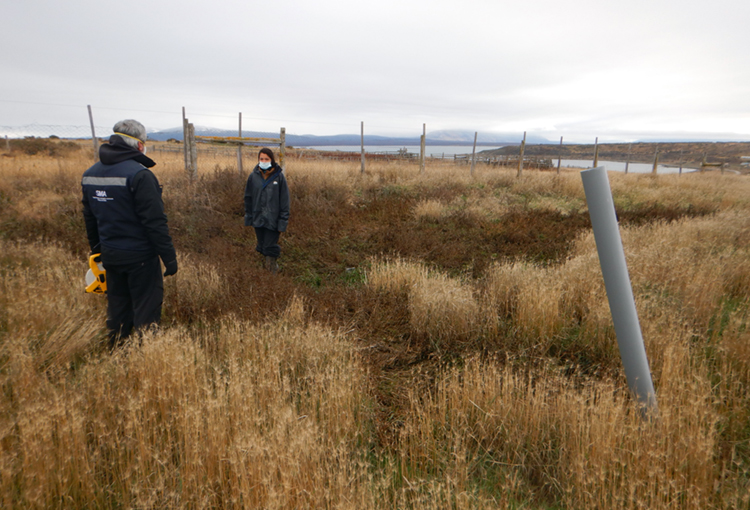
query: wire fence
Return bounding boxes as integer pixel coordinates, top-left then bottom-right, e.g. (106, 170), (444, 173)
(3, 106), (747, 175)
(0, 123), (577, 175)
(0, 122), (291, 173)
(0, 107), (515, 174)
(0, 124), (107, 139)
(150, 139), (285, 174)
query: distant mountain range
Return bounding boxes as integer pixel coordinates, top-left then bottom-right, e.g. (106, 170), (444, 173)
(147, 127), (546, 146)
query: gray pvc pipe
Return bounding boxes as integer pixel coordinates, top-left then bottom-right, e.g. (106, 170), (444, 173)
(581, 167), (658, 412)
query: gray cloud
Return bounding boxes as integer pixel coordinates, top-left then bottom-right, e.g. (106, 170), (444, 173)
(1, 0), (749, 142)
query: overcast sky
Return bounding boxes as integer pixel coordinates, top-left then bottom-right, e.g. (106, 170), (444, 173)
(2, 0), (749, 143)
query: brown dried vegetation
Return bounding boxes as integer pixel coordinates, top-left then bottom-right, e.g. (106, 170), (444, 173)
(1, 147), (749, 508)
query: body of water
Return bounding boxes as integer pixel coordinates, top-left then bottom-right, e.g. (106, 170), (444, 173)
(301, 145), (501, 157)
(558, 159), (698, 174)
(299, 147), (699, 173)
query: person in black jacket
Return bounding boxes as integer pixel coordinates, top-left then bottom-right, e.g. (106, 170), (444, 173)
(244, 147), (290, 273)
(82, 119), (178, 349)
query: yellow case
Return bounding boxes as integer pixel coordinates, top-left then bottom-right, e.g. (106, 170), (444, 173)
(85, 254), (107, 294)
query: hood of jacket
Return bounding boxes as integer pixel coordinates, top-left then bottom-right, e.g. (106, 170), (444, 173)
(99, 134), (156, 168)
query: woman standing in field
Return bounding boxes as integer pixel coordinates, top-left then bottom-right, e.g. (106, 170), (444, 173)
(244, 148), (290, 273)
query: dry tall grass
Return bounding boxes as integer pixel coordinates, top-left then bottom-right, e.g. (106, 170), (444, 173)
(2, 148), (750, 508)
(399, 354), (724, 508)
(1, 242), (374, 508)
(367, 258), (479, 350)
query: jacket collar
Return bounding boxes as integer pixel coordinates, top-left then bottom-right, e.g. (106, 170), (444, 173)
(256, 163), (281, 180)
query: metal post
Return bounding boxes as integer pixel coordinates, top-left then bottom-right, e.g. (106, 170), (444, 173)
(557, 136), (563, 174)
(87, 105), (99, 162)
(581, 166), (658, 414)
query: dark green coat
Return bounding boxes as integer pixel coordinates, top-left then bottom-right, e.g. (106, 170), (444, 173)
(243, 164), (290, 232)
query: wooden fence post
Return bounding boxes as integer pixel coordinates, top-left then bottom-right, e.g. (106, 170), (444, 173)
(517, 131), (526, 178)
(188, 122), (197, 178)
(420, 123), (426, 174)
(625, 143), (631, 174)
(361, 121), (365, 174)
(652, 145), (659, 174)
(182, 107), (190, 173)
(279, 127), (286, 170)
(237, 112), (243, 175)
(470, 131), (477, 176)
(593, 137), (599, 167)
(87, 105), (99, 162)
(5, 135), (9, 152)
(557, 136), (563, 174)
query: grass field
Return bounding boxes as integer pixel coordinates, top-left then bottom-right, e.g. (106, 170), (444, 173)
(1, 140), (749, 508)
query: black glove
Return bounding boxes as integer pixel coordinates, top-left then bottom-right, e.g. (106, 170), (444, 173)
(163, 259), (178, 277)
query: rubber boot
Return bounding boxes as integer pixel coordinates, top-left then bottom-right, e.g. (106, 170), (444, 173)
(266, 256), (278, 274)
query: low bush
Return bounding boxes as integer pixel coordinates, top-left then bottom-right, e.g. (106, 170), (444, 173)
(8, 137), (81, 156)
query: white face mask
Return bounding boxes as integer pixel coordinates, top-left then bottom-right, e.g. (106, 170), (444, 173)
(259, 161), (272, 170)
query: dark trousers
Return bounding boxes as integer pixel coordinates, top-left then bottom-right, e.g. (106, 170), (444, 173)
(254, 227), (281, 258)
(104, 257), (164, 349)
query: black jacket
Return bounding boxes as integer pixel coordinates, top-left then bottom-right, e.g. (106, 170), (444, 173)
(82, 135), (176, 266)
(244, 164), (290, 232)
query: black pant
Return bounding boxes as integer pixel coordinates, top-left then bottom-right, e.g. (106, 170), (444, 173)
(254, 227), (281, 258)
(104, 257), (164, 349)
